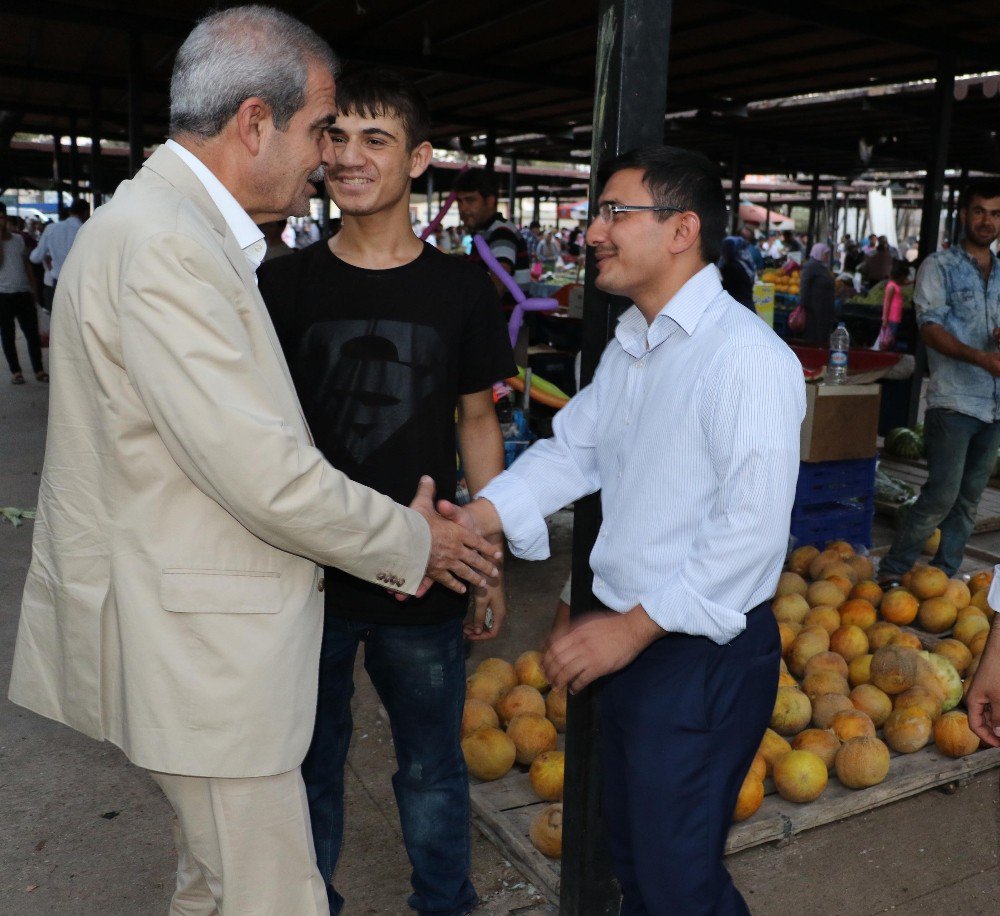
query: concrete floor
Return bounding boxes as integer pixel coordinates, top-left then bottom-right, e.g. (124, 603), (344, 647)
(1, 330), (997, 914)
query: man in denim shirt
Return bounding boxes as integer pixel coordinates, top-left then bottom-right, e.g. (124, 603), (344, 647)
(881, 179), (1000, 580)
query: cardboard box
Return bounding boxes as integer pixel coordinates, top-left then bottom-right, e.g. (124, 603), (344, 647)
(800, 383), (881, 463)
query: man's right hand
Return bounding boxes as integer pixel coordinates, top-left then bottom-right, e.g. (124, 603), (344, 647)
(408, 477), (502, 598)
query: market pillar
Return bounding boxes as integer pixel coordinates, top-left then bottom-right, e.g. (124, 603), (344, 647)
(508, 157), (518, 222)
(484, 129), (497, 175)
(806, 172), (820, 253)
(562, 1), (673, 913)
(425, 165), (434, 225)
(89, 85), (103, 205)
(128, 30), (144, 176)
(68, 116), (80, 201)
(729, 137), (743, 235)
(908, 56), (955, 427)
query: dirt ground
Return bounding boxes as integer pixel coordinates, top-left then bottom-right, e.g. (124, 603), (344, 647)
(1, 330), (997, 914)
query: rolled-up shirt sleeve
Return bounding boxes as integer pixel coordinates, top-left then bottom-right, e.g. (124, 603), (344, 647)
(478, 364), (604, 559)
(638, 346), (805, 644)
(913, 257), (948, 327)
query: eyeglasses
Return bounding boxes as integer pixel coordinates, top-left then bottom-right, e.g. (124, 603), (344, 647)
(595, 203), (685, 224)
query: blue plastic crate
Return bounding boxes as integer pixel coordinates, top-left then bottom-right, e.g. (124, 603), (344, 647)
(794, 458), (876, 508)
(504, 439), (530, 468)
(790, 497), (874, 549)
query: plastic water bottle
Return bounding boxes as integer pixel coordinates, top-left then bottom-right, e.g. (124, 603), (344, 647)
(828, 322), (850, 384)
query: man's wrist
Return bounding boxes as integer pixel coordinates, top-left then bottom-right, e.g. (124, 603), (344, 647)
(625, 603), (665, 647)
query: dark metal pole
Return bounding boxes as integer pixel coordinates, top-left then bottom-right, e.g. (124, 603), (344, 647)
(68, 116), (80, 200)
(533, 186), (541, 223)
(951, 166), (968, 245)
(484, 129), (497, 175)
(729, 138), (742, 235)
(51, 133), (62, 210)
(765, 191), (771, 237)
(562, 1), (673, 913)
(508, 156), (517, 221)
(425, 165), (434, 224)
(128, 30), (144, 176)
(89, 85), (103, 205)
(806, 172), (820, 252)
(908, 55), (955, 427)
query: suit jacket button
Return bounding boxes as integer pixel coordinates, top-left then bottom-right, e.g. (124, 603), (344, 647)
(377, 573), (385, 582)
(398, 578), (405, 587)
(317, 578), (325, 593)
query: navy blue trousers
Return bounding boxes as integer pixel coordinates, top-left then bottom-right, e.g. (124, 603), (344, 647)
(600, 602), (780, 915)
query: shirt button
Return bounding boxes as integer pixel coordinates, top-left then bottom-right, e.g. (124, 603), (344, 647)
(317, 577), (325, 593)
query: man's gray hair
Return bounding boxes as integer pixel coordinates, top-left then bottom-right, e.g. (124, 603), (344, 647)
(169, 5), (339, 139)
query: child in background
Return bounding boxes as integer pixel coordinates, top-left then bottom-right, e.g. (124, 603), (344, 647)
(879, 262), (909, 349)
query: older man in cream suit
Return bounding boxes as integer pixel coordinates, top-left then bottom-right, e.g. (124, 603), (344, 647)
(7, 8), (500, 914)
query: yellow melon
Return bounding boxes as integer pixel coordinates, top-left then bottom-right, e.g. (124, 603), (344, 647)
(880, 588), (919, 626)
(529, 750), (565, 802)
(850, 684), (893, 727)
(791, 728), (841, 770)
(461, 698), (500, 738)
(530, 804), (563, 858)
(835, 736), (891, 789)
(934, 710), (981, 758)
(462, 727), (516, 781)
(733, 772), (765, 822)
(883, 707), (933, 754)
(829, 625), (869, 663)
(917, 597), (958, 634)
(773, 750), (828, 803)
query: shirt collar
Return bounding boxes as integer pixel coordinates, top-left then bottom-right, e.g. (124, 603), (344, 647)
(165, 139), (266, 270)
(614, 263), (723, 358)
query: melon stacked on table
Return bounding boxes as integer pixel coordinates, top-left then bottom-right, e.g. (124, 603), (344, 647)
(735, 540), (994, 823)
(462, 652), (566, 857)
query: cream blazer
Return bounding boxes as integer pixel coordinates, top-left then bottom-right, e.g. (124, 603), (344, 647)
(8, 146), (431, 777)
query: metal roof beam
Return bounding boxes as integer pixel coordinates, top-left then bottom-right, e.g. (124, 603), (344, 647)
(4, 2), (584, 92)
(722, 0), (997, 67)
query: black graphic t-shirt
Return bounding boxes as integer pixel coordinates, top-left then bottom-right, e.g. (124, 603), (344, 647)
(258, 241), (516, 625)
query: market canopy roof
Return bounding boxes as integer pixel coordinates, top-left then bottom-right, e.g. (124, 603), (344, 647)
(2, 0), (999, 187)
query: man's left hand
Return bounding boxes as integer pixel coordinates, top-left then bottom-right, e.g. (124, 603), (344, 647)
(543, 604), (664, 693)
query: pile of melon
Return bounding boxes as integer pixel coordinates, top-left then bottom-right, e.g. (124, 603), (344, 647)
(462, 651), (566, 857)
(735, 539), (994, 823)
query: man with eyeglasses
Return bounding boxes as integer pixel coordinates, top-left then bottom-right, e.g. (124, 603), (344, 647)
(438, 145), (805, 914)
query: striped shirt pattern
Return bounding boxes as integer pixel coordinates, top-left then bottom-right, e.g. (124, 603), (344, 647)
(479, 264), (806, 644)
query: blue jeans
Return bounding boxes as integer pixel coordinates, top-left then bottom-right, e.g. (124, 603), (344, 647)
(881, 408), (1000, 577)
(302, 616), (477, 916)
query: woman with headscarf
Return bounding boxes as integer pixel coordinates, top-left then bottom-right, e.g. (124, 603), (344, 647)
(718, 235), (756, 311)
(799, 242), (837, 345)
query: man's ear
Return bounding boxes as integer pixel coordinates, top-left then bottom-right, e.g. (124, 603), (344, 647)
(667, 211), (703, 256)
(234, 97), (271, 155)
(409, 141), (434, 179)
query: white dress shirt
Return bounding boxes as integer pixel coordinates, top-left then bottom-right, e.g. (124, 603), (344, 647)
(165, 139), (266, 273)
(29, 216), (82, 280)
(479, 265), (806, 645)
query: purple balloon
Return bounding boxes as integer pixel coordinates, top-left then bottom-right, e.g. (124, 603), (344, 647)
(472, 234), (558, 348)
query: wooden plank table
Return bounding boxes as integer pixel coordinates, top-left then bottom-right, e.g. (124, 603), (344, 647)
(877, 456), (1000, 533)
(470, 746), (1000, 904)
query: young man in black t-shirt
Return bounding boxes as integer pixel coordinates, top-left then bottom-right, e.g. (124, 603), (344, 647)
(258, 70), (515, 916)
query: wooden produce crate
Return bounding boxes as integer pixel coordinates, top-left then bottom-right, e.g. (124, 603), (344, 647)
(470, 745), (1000, 905)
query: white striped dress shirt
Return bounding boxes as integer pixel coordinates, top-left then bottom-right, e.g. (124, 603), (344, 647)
(479, 264), (806, 644)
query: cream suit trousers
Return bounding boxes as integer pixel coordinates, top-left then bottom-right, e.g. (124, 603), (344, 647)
(150, 768), (329, 915)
